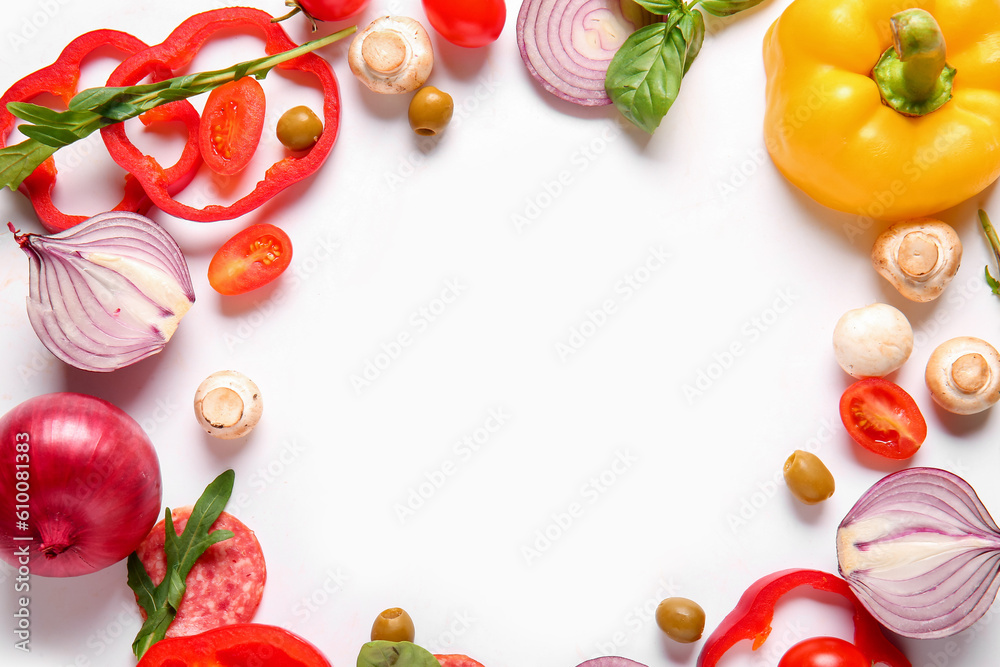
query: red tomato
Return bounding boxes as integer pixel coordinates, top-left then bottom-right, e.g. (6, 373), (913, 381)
(199, 77), (265, 176)
(839, 377), (926, 459)
(298, 0), (370, 21)
(778, 637), (868, 667)
(422, 0), (506, 48)
(208, 223), (292, 295)
(434, 656), (486, 667)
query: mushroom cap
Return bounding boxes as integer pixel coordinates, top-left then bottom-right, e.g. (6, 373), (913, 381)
(871, 218), (962, 302)
(193, 370), (264, 439)
(925, 336), (1000, 415)
(349, 16), (433, 94)
(833, 303), (913, 378)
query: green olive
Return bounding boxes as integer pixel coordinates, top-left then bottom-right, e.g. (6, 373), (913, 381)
(408, 86), (454, 136)
(783, 450), (836, 504)
(655, 597), (705, 643)
(370, 607), (415, 642)
(276, 105), (323, 151)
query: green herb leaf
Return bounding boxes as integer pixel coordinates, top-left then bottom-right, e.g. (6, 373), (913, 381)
(16, 124), (85, 148)
(357, 641), (442, 667)
(699, 0), (767, 17)
(634, 0), (684, 14)
(8, 102), (74, 127)
(680, 9), (706, 74)
(606, 16), (692, 134)
(67, 86), (131, 112)
(128, 469), (236, 658)
(0, 140), (56, 190)
(979, 209), (1000, 296)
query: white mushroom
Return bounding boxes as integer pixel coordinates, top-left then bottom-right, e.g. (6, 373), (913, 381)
(833, 303), (913, 378)
(871, 218), (962, 302)
(348, 16), (433, 94)
(925, 337), (1000, 415)
(193, 370), (263, 439)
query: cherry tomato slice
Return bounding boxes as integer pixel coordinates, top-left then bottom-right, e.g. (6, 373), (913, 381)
(421, 0), (506, 48)
(199, 77), (266, 176)
(434, 656), (486, 667)
(839, 377), (926, 460)
(778, 636), (869, 667)
(208, 223), (292, 296)
(298, 0), (370, 21)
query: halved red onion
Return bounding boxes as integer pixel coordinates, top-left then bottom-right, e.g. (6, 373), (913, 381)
(517, 0), (658, 106)
(11, 211), (195, 372)
(837, 467), (1000, 639)
(577, 659), (647, 667)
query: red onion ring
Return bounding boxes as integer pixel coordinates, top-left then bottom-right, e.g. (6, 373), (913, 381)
(837, 467), (1000, 638)
(517, 0), (658, 106)
(11, 211), (195, 372)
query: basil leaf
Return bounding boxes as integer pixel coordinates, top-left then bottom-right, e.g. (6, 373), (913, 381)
(357, 641), (442, 667)
(699, 0), (767, 17)
(634, 0), (684, 13)
(0, 140), (56, 190)
(606, 19), (691, 134)
(680, 10), (706, 74)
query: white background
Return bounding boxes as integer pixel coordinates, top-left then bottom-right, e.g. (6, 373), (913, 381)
(1, 1), (999, 666)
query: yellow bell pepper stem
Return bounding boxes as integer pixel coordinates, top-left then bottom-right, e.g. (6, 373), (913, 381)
(873, 9), (956, 116)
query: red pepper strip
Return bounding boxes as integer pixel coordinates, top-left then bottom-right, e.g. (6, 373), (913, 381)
(0, 30), (151, 232)
(435, 654), (487, 667)
(101, 7), (341, 222)
(135, 623), (332, 666)
(697, 569), (911, 667)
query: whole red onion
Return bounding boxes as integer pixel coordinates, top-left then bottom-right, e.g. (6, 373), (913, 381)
(0, 393), (162, 577)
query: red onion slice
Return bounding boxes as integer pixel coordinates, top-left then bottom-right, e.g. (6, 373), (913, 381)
(517, 0), (657, 106)
(837, 467), (1000, 639)
(11, 211), (195, 372)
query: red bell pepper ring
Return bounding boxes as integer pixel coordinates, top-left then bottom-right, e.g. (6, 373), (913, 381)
(101, 7), (341, 222)
(0, 30), (150, 233)
(135, 623), (332, 666)
(0, 29), (201, 233)
(435, 655), (487, 667)
(697, 569), (910, 667)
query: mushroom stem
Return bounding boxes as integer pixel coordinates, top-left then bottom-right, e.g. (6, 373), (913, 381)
(951, 353), (990, 394)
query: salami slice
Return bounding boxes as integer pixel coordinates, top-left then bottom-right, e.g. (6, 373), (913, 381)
(135, 507), (266, 637)
(434, 655), (486, 667)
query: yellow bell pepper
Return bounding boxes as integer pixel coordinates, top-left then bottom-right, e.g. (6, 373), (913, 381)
(763, 0), (1000, 224)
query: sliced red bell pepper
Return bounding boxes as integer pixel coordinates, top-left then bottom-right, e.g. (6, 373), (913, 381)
(0, 29), (201, 233)
(101, 7), (341, 222)
(135, 623), (332, 666)
(697, 569), (910, 667)
(0, 30), (151, 233)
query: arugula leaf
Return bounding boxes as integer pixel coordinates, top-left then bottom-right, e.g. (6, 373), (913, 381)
(357, 641), (442, 667)
(606, 16), (689, 134)
(698, 0), (768, 17)
(0, 25), (356, 192)
(0, 140), (56, 187)
(128, 469), (236, 659)
(979, 210), (1000, 296)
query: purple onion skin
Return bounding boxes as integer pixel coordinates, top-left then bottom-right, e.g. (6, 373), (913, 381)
(837, 467), (1000, 639)
(577, 658), (648, 667)
(0, 393), (162, 577)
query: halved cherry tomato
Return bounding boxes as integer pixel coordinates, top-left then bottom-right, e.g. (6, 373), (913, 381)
(208, 223), (292, 295)
(839, 377), (926, 460)
(421, 0), (506, 48)
(199, 77), (266, 176)
(778, 636), (868, 667)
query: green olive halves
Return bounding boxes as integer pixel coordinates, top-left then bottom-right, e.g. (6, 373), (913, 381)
(408, 86), (454, 136)
(655, 597), (705, 643)
(783, 450), (835, 504)
(276, 105), (323, 151)
(370, 607), (415, 642)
